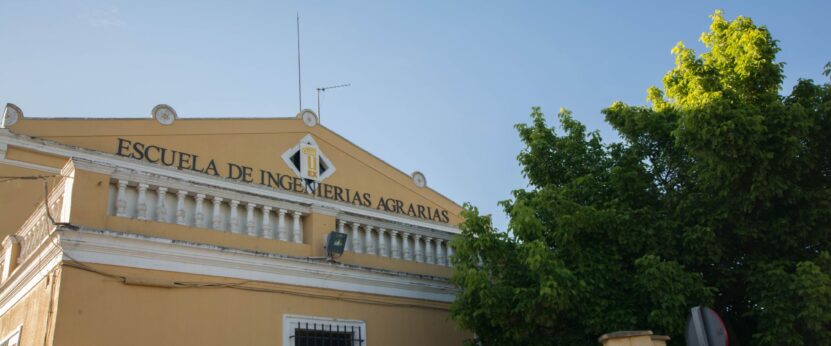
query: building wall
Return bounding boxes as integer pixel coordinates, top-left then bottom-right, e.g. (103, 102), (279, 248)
(7, 118), (463, 225)
(0, 163), (63, 237)
(2, 114), (468, 346)
(60, 166), (453, 278)
(0, 268), (60, 346)
(52, 265), (468, 346)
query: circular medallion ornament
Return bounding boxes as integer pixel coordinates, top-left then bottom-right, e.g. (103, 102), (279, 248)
(298, 109), (319, 127)
(151, 104), (177, 125)
(2, 103), (23, 128)
(412, 171), (427, 188)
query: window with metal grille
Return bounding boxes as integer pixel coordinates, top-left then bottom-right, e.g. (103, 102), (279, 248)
(292, 323), (364, 346)
(284, 315), (366, 346)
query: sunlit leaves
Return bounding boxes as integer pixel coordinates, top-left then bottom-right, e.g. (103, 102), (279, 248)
(451, 11), (831, 346)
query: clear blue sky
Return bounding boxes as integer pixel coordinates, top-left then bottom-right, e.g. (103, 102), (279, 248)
(2, 1), (829, 230)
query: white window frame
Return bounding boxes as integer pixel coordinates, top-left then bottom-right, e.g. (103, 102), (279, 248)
(283, 314), (366, 346)
(0, 325), (21, 346)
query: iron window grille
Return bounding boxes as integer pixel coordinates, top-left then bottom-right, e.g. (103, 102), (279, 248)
(284, 315), (366, 346)
(290, 321), (365, 346)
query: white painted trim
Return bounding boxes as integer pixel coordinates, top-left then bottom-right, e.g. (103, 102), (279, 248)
(107, 164), (311, 215)
(0, 157), (61, 174)
(283, 314), (366, 346)
(336, 213), (455, 242)
(57, 227), (457, 303)
(0, 131), (459, 234)
(0, 235), (62, 318)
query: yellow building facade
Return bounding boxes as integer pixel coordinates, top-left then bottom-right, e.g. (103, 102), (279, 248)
(0, 104), (467, 346)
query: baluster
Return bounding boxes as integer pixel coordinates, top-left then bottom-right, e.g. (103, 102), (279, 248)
(338, 220), (349, 251)
(414, 235), (424, 263)
(155, 187), (168, 222)
(229, 200), (240, 234)
(115, 180), (128, 217)
(246, 203), (256, 236)
(211, 197), (223, 230)
(351, 223), (362, 254)
(365, 226), (375, 255)
(426, 237), (436, 264)
(402, 233), (412, 261)
(292, 211), (303, 243)
(437, 239), (446, 266)
(447, 243), (455, 267)
(136, 183), (149, 220)
(277, 209), (289, 241)
(390, 231), (401, 259)
(194, 194), (206, 227)
(378, 228), (388, 257)
(262, 206), (273, 239)
(176, 190), (188, 225)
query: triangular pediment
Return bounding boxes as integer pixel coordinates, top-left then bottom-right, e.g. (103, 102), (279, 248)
(5, 114), (462, 226)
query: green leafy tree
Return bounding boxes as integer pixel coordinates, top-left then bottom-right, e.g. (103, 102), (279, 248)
(451, 11), (831, 346)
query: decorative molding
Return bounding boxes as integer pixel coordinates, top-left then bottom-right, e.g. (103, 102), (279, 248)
(0, 157), (62, 174)
(335, 213), (453, 242)
(2, 104), (23, 128)
(0, 130), (459, 234)
(309, 205), (339, 217)
(412, 171), (426, 188)
(297, 109), (318, 127)
(0, 234), (62, 318)
(57, 227), (458, 302)
(151, 104), (177, 125)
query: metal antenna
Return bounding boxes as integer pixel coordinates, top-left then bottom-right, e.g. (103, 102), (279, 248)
(296, 12), (302, 112)
(316, 83), (351, 121)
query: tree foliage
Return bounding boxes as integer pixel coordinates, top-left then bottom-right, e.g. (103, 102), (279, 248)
(451, 11), (831, 346)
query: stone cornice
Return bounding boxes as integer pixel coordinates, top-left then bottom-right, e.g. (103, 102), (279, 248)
(57, 226), (458, 303)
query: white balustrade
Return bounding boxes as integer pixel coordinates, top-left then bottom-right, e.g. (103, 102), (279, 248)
(338, 222), (468, 266)
(351, 222), (362, 254)
(108, 178), (460, 264)
(378, 228), (388, 257)
(246, 203), (256, 236)
(425, 237), (435, 265)
(155, 187), (168, 222)
(338, 220), (350, 252)
(262, 206), (273, 239)
(403, 233), (412, 261)
(212, 197), (223, 229)
(137, 183), (148, 220)
(365, 226), (376, 255)
(447, 245), (454, 267)
(436, 239), (446, 266)
(110, 178), (306, 244)
(116, 180), (128, 217)
(390, 231), (400, 259)
(277, 209), (289, 241)
(176, 190), (188, 225)
(229, 200), (240, 234)
(414, 235), (424, 263)
(195, 194), (206, 227)
(292, 211), (303, 243)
